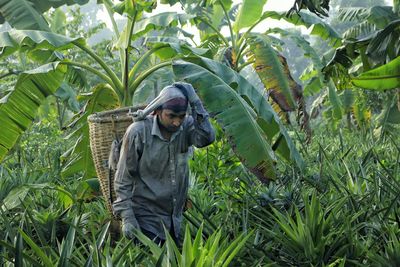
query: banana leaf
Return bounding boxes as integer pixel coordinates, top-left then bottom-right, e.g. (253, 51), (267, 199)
(267, 28), (324, 71)
(262, 10), (341, 47)
(0, 0), (88, 30)
(173, 59), (277, 182)
(352, 56), (400, 90)
(248, 35), (296, 112)
(0, 29), (85, 59)
(61, 84), (120, 178)
(327, 79), (343, 120)
(0, 62), (66, 162)
(233, 0), (267, 33)
(182, 56), (304, 170)
(174, 59), (294, 182)
(130, 12), (194, 42)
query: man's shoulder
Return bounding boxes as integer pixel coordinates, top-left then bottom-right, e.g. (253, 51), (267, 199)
(126, 116), (152, 135)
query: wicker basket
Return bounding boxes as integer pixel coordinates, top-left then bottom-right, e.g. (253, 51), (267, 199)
(87, 106), (142, 218)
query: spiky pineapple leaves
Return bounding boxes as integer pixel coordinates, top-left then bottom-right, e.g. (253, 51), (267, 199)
(0, 62), (67, 162)
(173, 57), (304, 182)
(61, 84), (120, 179)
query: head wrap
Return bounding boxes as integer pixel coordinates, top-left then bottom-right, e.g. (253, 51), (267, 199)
(132, 83), (188, 120)
(161, 97), (188, 112)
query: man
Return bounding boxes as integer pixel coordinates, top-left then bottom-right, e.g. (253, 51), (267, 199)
(112, 82), (215, 244)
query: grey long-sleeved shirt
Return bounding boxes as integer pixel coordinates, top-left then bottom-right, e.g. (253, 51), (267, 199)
(113, 103), (215, 239)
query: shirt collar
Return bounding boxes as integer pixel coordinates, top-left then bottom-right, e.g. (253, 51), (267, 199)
(151, 115), (183, 141)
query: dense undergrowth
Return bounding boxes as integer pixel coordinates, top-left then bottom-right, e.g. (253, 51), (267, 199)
(0, 116), (399, 266)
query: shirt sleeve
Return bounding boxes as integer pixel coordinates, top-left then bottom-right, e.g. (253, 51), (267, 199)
(188, 100), (216, 148)
(112, 124), (143, 219)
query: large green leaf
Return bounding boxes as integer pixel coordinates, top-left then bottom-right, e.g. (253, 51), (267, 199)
(248, 35), (296, 112)
(262, 10), (341, 47)
(338, 6), (396, 28)
(0, 0), (88, 30)
(183, 56), (304, 170)
(327, 79), (343, 120)
(268, 28), (324, 71)
(173, 59), (279, 182)
(233, 0), (267, 33)
(0, 0), (50, 31)
(366, 19), (400, 59)
(198, 3), (225, 41)
(0, 29), (85, 59)
(61, 84), (120, 179)
(385, 103), (400, 124)
(130, 12), (194, 41)
(144, 37), (210, 60)
(352, 56), (400, 90)
(0, 62), (67, 162)
(287, 0), (330, 18)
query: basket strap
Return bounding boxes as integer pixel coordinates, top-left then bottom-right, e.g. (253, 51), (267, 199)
(108, 115), (118, 205)
(111, 115), (119, 142)
(108, 167), (114, 204)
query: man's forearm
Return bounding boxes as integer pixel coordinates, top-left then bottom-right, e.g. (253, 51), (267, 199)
(190, 100), (215, 147)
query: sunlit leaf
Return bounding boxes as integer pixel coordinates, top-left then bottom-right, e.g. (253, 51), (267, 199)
(173, 59), (278, 181)
(352, 56), (400, 90)
(61, 84), (120, 179)
(248, 35), (296, 111)
(0, 62), (66, 162)
(233, 0), (267, 33)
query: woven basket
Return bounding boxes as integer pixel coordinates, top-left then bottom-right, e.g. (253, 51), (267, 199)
(87, 106), (142, 218)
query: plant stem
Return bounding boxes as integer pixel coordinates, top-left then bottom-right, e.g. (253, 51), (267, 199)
(60, 61), (122, 101)
(196, 17), (229, 47)
(103, 0), (120, 39)
(128, 61), (171, 97)
(237, 59), (255, 72)
(59, 61), (112, 86)
(0, 70), (20, 80)
(123, 11), (138, 106)
(218, 0), (235, 49)
(237, 15), (267, 48)
(128, 44), (170, 87)
(236, 45), (250, 69)
(72, 41), (123, 93)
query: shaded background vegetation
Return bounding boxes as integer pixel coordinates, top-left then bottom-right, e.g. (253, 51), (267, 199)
(0, 0), (399, 266)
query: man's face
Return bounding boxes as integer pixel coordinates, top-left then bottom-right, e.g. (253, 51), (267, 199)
(157, 109), (186, 133)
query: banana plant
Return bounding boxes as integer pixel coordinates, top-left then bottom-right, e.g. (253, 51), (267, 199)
(0, 1), (206, 177)
(319, 1), (400, 90)
(0, 0), (89, 31)
(162, 0), (343, 139)
(306, 1), (400, 129)
(0, 0), (325, 182)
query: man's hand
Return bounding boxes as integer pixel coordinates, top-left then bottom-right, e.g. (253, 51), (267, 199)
(173, 82), (200, 104)
(120, 209), (140, 240)
(122, 218), (140, 239)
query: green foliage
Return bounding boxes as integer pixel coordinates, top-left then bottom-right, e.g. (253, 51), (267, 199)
(1, 1), (400, 266)
(0, 63), (67, 161)
(173, 59), (278, 181)
(1, 113), (400, 266)
(352, 56), (400, 90)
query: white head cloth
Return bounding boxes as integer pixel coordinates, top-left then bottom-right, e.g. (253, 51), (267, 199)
(132, 84), (186, 120)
